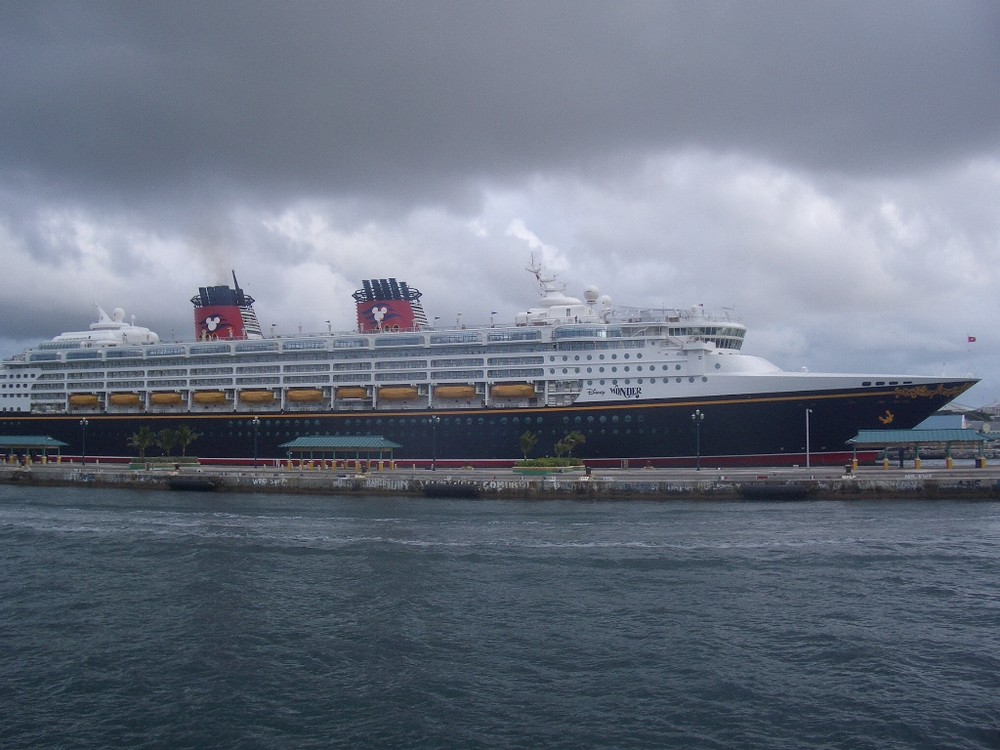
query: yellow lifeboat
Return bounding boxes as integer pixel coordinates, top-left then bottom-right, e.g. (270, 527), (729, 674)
(434, 385), (477, 399)
(336, 387), (368, 400)
(287, 389), (325, 403)
(379, 386), (420, 401)
(150, 392), (184, 406)
(109, 393), (141, 407)
(193, 391), (228, 405)
(69, 394), (100, 407)
(491, 383), (536, 399)
(239, 390), (275, 404)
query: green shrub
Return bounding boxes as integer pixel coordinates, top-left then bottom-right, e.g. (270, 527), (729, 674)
(514, 457), (583, 468)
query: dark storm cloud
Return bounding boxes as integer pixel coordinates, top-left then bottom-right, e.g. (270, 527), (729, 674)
(2, 1), (999, 404)
(2, 0), (998, 204)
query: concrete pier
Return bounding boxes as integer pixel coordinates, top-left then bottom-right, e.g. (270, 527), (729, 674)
(3, 462), (1000, 500)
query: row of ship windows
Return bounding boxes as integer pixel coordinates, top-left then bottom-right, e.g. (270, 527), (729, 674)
(27, 368), (549, 391)
(29, 343), (521, 362)
(26, 338), (657, 365)
(554, 366), (704, 375)
(33, 330), (662, 361)
(210, 413), (646, 431)
(32, 356), (550, 380)
(50, 355), (639, 381)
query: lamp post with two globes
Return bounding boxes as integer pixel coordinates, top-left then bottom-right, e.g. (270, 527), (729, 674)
(691, 409), (704, 471)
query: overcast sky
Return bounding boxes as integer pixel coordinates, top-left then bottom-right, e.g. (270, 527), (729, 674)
(2, 1), (998, 404)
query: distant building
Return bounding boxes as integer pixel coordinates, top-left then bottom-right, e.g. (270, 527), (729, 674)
(916, 414), (967, 430)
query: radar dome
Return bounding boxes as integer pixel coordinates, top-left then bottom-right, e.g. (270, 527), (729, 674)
(113, 307), (126, 322)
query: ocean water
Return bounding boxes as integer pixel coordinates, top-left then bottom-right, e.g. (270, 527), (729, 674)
(2, 486), (999, 750)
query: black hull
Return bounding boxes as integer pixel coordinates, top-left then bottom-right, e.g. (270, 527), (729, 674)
(0, 382), (975, 468)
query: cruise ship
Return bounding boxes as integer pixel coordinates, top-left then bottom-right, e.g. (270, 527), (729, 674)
(0, 262), (978, 467)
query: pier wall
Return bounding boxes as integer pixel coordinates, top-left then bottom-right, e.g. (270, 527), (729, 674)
(3, 464), (1000, 500)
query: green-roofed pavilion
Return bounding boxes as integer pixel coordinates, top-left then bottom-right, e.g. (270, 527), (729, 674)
(848, 428), (990, 465)
(0, 435), (70, 462)
(279, 435), (402, 464)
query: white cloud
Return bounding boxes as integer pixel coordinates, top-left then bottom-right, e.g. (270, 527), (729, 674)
(2, 4), (999, 406)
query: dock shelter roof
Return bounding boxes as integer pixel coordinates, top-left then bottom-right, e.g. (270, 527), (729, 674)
(848, 429), (990, 447)
(0, 435), (69, 450)
(279, 435), (401, 459)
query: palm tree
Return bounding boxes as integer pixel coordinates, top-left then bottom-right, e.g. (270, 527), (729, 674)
(156, 428), (179, 457)
(127, 426), (156, 459)
(554, 438), (569, 458)
(175, 425), (201, 457)
(519, 431), (539, 460)
(561, 430), (586, 458)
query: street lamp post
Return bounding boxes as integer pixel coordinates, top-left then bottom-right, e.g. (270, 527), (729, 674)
(431, 415), (441, 471)
(252, 416), (260, 468)
(691, 409), (704, 471)
(805, 408), (812, 468)
(79, 418), (88, 465)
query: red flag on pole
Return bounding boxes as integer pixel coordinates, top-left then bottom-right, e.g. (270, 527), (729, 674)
(968, 336), (977, 343)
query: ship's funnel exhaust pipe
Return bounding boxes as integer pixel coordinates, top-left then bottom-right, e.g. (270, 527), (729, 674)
(191, 271), (263, 340)
(353, 278), (428, 332)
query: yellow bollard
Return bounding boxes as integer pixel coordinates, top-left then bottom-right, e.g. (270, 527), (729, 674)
(946, 456), (954, 469)
(882, 458), (890, 470)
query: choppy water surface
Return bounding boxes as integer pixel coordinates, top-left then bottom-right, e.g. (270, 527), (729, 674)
(2, 486), (999, 749)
